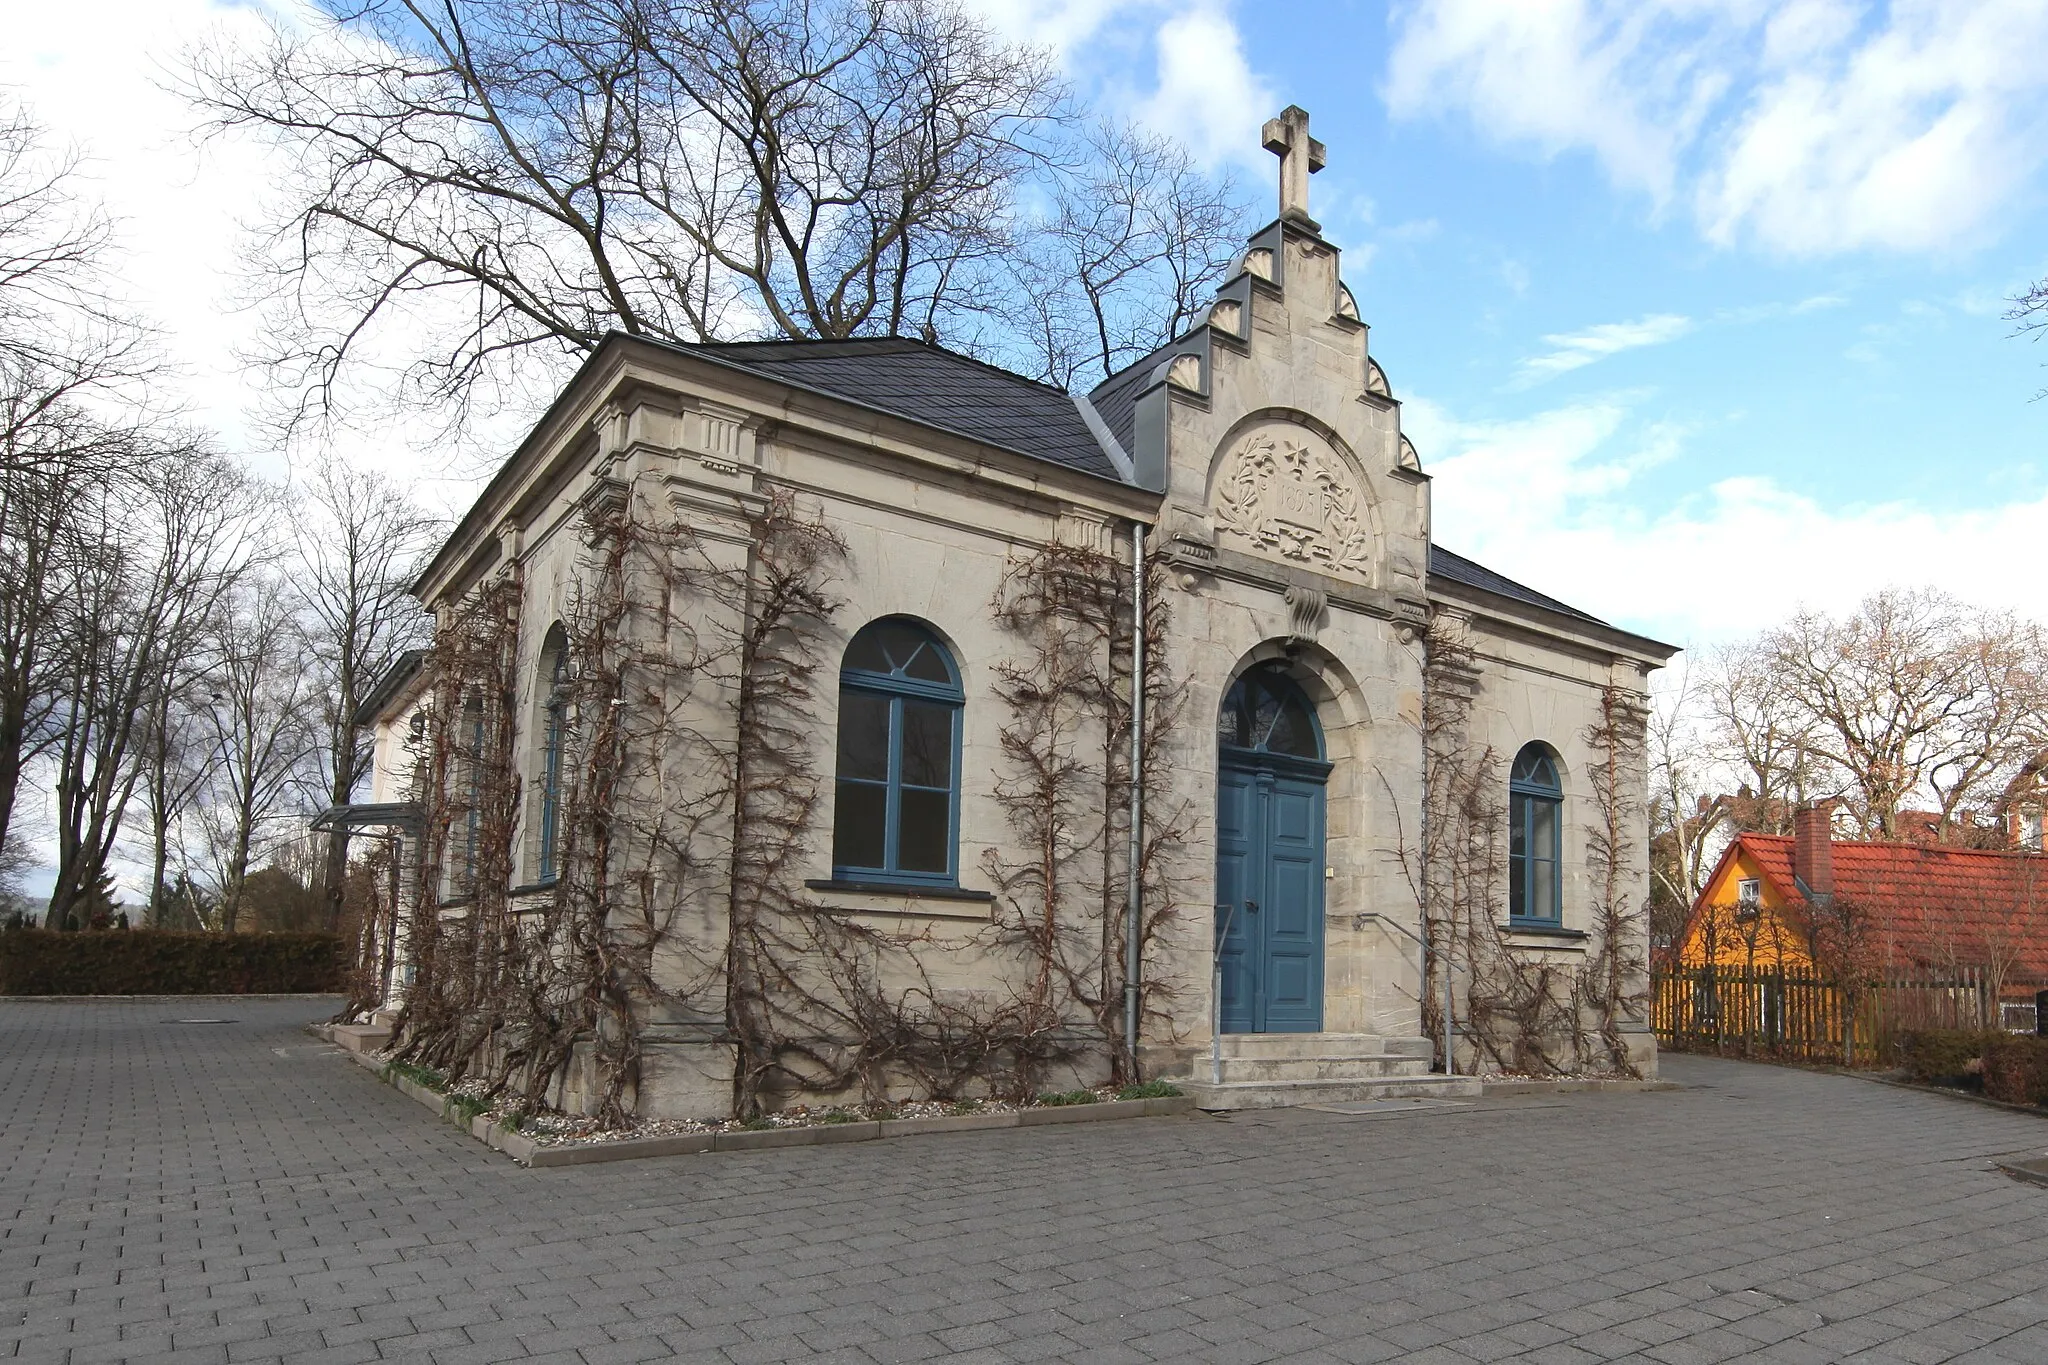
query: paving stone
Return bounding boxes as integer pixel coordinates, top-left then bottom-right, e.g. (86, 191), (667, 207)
(8, 1001), (2048, 1365)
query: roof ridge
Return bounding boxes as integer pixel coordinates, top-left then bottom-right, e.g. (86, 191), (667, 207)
(687, 333), (1076, 398)
(1741, 830), (2047, 860)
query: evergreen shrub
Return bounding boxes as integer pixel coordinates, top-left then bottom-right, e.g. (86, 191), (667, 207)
(0, 928), (346, 995)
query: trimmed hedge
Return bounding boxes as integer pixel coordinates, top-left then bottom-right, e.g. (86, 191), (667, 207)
(0, 929), (346, 995)
(1985, 1035), (2048, 1107)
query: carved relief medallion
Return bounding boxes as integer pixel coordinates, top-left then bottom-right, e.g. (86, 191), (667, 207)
(1210, 425), (1375, 580)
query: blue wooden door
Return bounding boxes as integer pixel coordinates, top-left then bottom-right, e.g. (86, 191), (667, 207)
(1216, 756), (1327, 1033)
(1215, 764), (1259, 1033)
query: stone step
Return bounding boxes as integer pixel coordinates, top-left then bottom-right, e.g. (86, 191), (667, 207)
(1215, 1054), (1433, 1082)
(329, 1023), (393, 1055)
(1216, 1033), (1434, 1061)
(1180, 1074), (1482, 1111)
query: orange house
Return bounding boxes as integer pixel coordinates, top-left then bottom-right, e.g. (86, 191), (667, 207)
(1678, 805), (2048, 987)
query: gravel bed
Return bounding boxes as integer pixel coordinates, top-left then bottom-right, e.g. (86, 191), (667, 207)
(409, 1070), (1153, 1146)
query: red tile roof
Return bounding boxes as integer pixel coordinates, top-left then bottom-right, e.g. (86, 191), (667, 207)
(1734, 833), (2048, 976)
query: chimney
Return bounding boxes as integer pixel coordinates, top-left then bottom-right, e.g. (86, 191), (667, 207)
(1793, 802), (1835, 902)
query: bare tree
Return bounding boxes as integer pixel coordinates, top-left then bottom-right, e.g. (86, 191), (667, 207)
(196, 573), (320, 932)
(1699, 637), (1821, 828)
(293, 460), (438, 930)
(0, 828), (34, 924)
(180, 0), (1243, 437)
(0, 458), (73, 865)
(1012, 122), (1243, 389)
(0, 96), (155, 476)
(129, 673), (224, 926)
(1646, 657), (1723, 954)
(2011, 274), (2048, 402)
(1755, 588), (2048, 839)
(43, 455), (262, 928)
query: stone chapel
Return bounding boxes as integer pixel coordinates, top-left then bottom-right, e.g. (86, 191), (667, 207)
(343, 108), (1676, 1117)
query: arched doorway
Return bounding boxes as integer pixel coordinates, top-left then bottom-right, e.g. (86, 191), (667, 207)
(1215, 663), (1332, 1033)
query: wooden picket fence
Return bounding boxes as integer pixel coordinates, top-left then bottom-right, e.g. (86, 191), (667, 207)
(1652, 965), (2048, 1068)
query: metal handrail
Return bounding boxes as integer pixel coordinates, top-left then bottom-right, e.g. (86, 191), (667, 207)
(1211, 901), (1245, 1085)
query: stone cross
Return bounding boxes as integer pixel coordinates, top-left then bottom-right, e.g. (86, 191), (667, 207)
(1262, 105), (1326, 225)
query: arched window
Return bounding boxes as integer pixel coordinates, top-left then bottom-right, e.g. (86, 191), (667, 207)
(1217, 664), (1323, 759)
(536, 627), (568, 884)
(1510, 743), (1563, 925)
(833, 618), (962, 885)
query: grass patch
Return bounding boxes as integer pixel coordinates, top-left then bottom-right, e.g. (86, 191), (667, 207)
(447, 1093), (490, 1124)
(819, 1108), (860, 1125)
(1034, 1088), (1099, 1107)
(385, 1060), (447, 1093)
(1116, 1080), (1182, 1101)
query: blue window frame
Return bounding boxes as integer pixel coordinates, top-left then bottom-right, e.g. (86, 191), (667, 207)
(832, 618), (962, 885)
(1509, 743), (1562, 925)
(537, 630), (568, 884)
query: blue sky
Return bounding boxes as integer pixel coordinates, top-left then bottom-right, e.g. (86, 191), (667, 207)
(1016, 0), (2048, 647)
(7, 0), (2048, 652)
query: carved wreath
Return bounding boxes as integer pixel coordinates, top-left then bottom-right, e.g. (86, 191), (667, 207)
(1212, 434), (1374, 578)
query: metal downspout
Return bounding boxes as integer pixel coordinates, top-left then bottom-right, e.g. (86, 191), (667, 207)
(1123, 521), (1147, 1074)
(1422, 628), (1454, 1076)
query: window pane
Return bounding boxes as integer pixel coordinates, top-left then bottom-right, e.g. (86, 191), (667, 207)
(897, 787), (951, 873)
(834, 779), (887, 870)
(1251, 689), (1282, 748)
(870, 621), (929, 672)
(1513, 745), (1559, 791)
(900, 700), (954, 787)
(1529, 858), (1557, 922)
(902, 641), (952, 684)
(1509, 852), (1526, 919)
(1266, 695), (1318, 757)
(1509, 793), (1527, 856)
(843, 632), (892, 673)
(1530, 797), (1558, 859)
(1217, 682), (1251, 747)
(836, 691), (891, 781)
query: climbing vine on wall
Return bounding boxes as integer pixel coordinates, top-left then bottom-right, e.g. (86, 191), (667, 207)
(1409, 616), (1576, 1075)
(391, 571), (524, 1084)
(983, 537), (1189, 1086)
(1574, 682), (1651, 1077)
(376, 488), (1199, 1124)
(1405, 620), (1655, 1076)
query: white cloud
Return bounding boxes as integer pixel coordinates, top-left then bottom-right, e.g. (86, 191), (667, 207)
(1516, 313), (1694, 383)
(1383, 0), (1738, 204)
(4, 0), (289, 459)
(0, 0), (489, 514)
(1135, 3), (1275, 170)
(1385, 0), (2048, 256)
(1415, 391), (2048, 646)
(961, 0), (1278, 173)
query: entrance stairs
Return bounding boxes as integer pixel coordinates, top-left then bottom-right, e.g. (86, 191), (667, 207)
(1179, 1033), (1481, 1110)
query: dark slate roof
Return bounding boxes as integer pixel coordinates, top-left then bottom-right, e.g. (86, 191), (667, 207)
(646, 337), (1614, 631)
(1088, 337), (1181, 459)
(1428, 545), (1606, 626)
(664, 337), (1122, 481)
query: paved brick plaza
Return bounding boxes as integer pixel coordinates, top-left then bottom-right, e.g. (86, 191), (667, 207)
(4, 999), (2048, 1364)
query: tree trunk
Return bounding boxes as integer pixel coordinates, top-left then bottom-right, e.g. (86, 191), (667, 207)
(323, 822), (350, 933)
